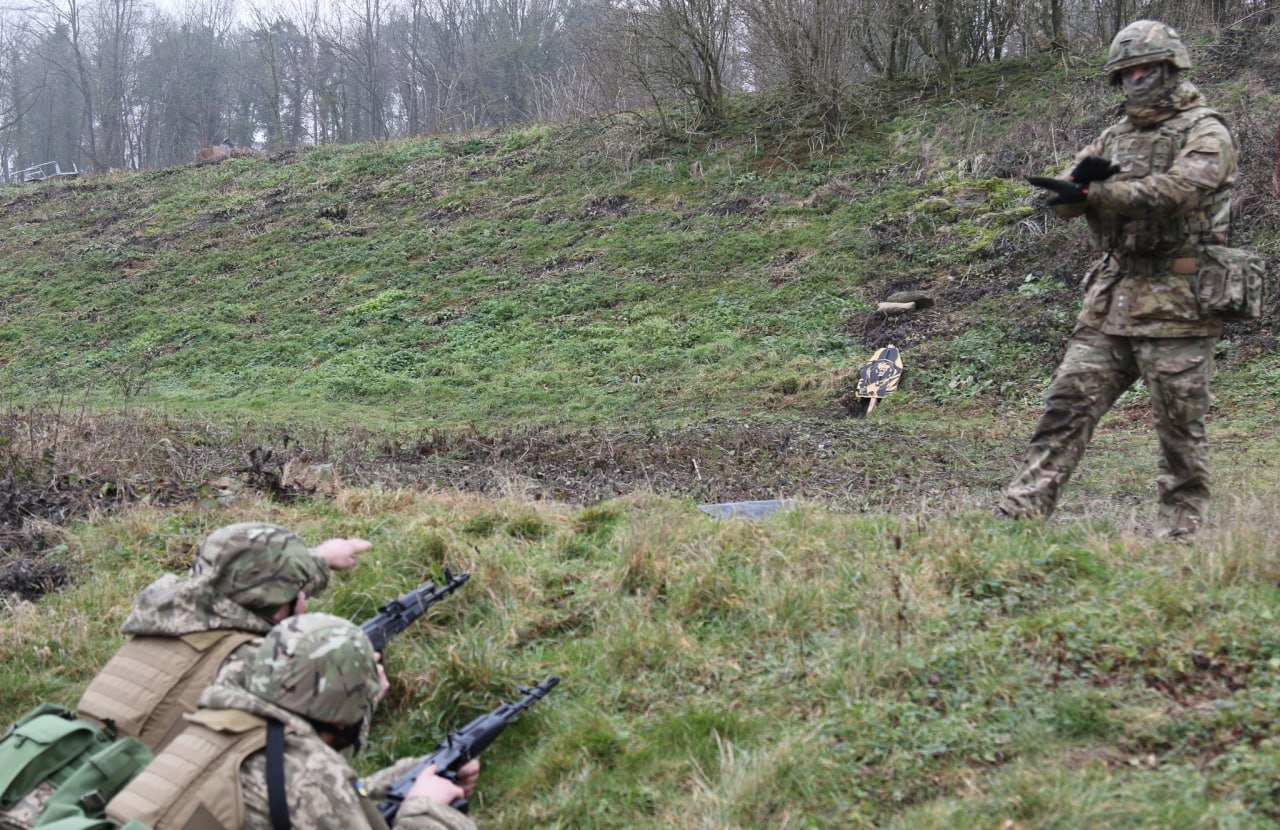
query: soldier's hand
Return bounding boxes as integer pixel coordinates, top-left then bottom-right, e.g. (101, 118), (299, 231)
(312, 538), (371, 571)
(1027, 176), (1088, 205)
(1070, 155), (1121, 184)
(454, 759), (481, 797)
(407, 764), (467, 805)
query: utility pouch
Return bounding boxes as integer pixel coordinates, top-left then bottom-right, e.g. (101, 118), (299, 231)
(1197, 245), (1265, 321)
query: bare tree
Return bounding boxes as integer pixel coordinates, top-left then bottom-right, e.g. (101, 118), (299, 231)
(742, 0), (858, 129)
(603, 0), (736, 130)
(90, 0), (144, 168)
(0, 10), (42, 139)
(850, 0), (915, 79)
(23, 0), (100, 169)
(322, 0), (389, 139)
(137, 10), (239, 165)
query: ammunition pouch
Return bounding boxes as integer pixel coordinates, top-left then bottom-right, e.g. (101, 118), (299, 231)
(1196, 245), (1266, 321)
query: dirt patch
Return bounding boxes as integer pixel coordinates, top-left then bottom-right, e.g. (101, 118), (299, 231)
(0, 468), (190, 599)
(0, 477), (84, 533)
(857, 307), (945, 351)
(4, 410), (1015, 515)
(0, 559), (71, 601)
(0, 478), (82, 600)
(577, 193), (631, 219)
(360, 417), (1009, 506)
(712, 197), (761, 217)
(1142, 652), (1254, 707)
(0, 408), (1045, 597)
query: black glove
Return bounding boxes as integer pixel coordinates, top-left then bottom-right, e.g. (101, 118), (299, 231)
(1027, 176), (1088, 205)
(1069, 155), (1120, 184)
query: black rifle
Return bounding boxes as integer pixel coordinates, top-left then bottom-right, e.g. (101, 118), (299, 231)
(361, 569), (470, 653)
(378, 676), (560, 820)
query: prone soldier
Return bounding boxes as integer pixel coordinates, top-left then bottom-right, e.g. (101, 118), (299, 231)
(105, 613), (480, 830)
(76, 522), (368, 751)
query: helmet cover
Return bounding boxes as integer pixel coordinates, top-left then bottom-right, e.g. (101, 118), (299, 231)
(247, 612), (380, 727)
(193, 522), (325, 614)
(1105, 20), (1192, 83)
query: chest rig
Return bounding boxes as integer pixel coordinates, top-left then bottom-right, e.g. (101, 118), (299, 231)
(1093, 106), (1231, 256)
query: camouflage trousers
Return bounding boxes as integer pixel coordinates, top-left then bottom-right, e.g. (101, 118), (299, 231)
(998, 326), (1215, 537)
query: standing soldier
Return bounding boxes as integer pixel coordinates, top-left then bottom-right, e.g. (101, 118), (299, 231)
(997, 20), (1237, 539)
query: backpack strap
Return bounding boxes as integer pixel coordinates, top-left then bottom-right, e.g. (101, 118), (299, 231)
(265, 722), (292, 830)
(35, 736), (154, 826)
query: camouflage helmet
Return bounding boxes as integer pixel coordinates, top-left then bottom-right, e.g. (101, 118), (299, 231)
(193, 522), (326, 614)
(247, 613), (380, 727)
(1105, 20), (1192, 84)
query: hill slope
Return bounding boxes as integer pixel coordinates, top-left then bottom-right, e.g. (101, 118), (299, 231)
(3, 43), (1278, 520)
(2, 47), (1272, 430)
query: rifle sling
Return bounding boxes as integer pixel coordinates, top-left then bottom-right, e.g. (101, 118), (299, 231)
(266, 720), (292, 830)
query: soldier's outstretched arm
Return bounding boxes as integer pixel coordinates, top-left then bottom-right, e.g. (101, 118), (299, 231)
(241, 747), (475, 830)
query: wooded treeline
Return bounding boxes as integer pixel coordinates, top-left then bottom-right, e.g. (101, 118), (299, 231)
(0, 0), (1271, 175)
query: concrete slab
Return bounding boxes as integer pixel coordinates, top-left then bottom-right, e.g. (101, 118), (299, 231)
(696, 499), (793, 520)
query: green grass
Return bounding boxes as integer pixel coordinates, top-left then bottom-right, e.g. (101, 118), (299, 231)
(0, 54), (1133, 430)
(5, 490), (1280, 827)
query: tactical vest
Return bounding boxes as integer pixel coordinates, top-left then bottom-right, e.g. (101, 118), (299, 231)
(104, 709), (267, 830)
(77, 631), (258, 753)
(1091, 106), (1232, 255)
(105, 712), (392, 830)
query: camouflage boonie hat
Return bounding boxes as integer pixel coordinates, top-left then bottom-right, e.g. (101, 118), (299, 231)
(1105, 20), (1192, 83)
(248, 613), (380, 727)
(193, 522), (326, 614)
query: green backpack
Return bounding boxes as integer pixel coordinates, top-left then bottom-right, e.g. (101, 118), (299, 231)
(0, 704), (152, 830)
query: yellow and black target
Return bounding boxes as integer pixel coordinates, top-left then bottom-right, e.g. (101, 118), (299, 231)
(855, 344), (903, 413)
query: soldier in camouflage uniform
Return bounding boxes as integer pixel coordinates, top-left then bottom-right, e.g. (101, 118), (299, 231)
(76, 522), (370, 751)
(106, 613), (480, 830)
(997, 20), (1236, 539)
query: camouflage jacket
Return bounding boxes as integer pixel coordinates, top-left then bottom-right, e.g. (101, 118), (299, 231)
(197, 679), (478, 830)
(121, 560), (330, 639)
(1056, 81), (1237, 338)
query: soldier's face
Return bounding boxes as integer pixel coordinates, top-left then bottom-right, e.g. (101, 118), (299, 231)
(1121, 63), (1167, 100)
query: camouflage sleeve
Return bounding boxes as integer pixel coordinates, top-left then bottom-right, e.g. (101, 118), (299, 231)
(1086, 117), (1235, 219)
(306, 554), (333, 598)
(212, 639), (261, 687)
(356, 757), (479, 830)
(242, 746), (478, 830)
(360, 755), (427, 800)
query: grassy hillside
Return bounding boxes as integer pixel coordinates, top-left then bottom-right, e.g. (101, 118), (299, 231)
(1, 49), (1271, 430)
(3, 25), (1280, 830)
